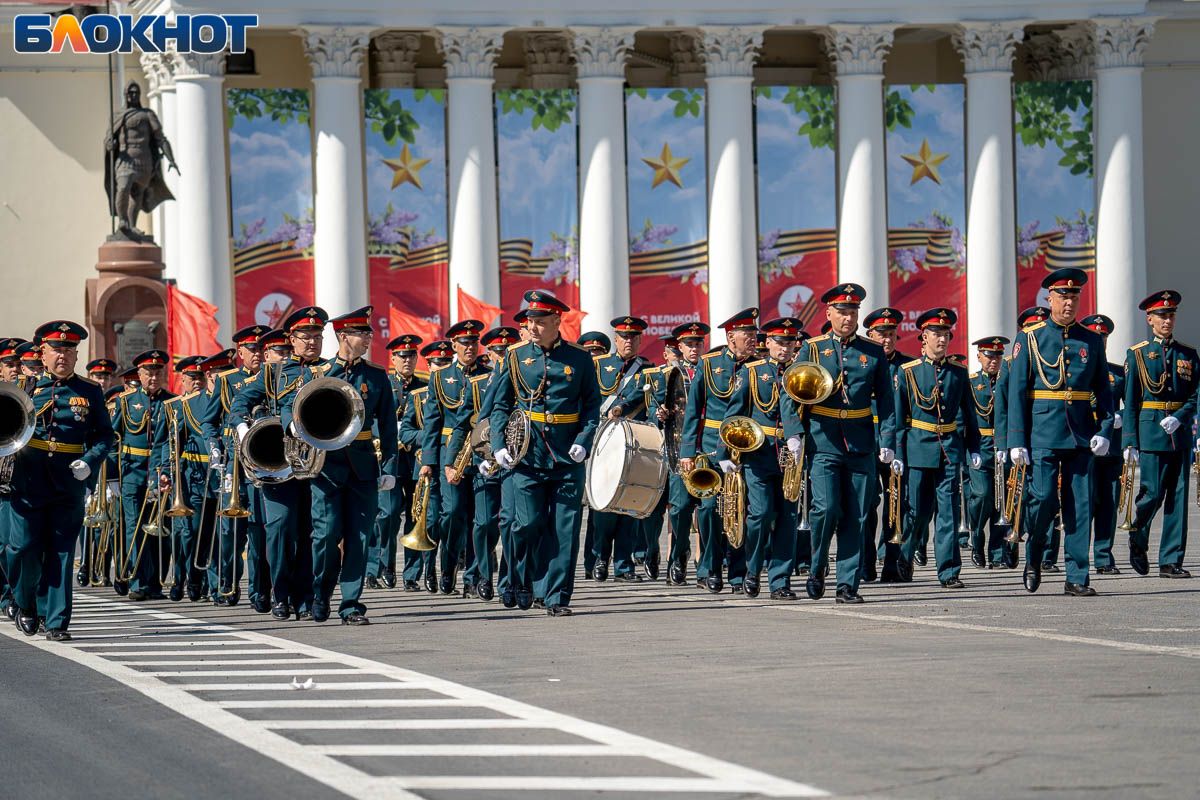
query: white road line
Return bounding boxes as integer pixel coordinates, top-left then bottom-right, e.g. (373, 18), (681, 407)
(261, 719), (550, 730)
(117, 658), (336, 666)
(142, 668), (367, 677)
(4, 595), (828, 799)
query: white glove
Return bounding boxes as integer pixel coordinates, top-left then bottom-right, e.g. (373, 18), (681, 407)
(494, 447), (514, 469)
(890, 459), (905, 476)
(1090, 435), (1110, 457)
(377, 474), (395, 491)
(222, 472), (234, 494)
(236, 422), (250, 441)
(786, 436), (803, 459)
(1113, 415), (1123, 430)
(69, 459), (91, 481)
(719, 459), (738, 475)
(568, 444), (587, 463)
(995, 450), (1008, 466)
(969, 453), (982, 470)
(1160, 415), (1181, 434)
(480, 459), (496, 473)
(1123, 446), (1139, 464)
(1010, 447), (1030, 466)
(84, 490), (93, 506)
(879, 447), (895, 464)
(106, 480), (119, 500)
(209, 446), (224, 468)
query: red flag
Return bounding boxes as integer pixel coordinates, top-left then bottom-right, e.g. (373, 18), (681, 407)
(559, 305), (587, 344)
(388, 304), (442, 373)
(456, 286), (503, 329)
(166, 283), (221, 393)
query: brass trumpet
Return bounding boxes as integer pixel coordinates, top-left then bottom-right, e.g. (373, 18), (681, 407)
(1003, 460), (1027, 543)
(401, 474), (436, 551)
(886, 469), (904, 544)
(1118, 455), (1138, 531)
(994, 455), (1010, 525)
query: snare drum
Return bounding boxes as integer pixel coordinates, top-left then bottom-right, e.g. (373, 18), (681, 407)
(585, 418), (668, 518)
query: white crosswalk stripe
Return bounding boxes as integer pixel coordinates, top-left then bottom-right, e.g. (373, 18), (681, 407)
(1, 592), (828, 798)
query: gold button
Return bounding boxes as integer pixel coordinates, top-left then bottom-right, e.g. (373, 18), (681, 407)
(839, 409), (848, 419)
(545, 413), (555, 424)
(48, 440), (57, 452)
(1064, 390), (1074, 401)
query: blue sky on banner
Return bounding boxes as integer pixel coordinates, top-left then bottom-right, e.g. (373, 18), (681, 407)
(754, 89), (836, 233)
(885, 84), (965, 232)
(227, 90), (312, 249)
(625, 88), (707, 249)
(495, 92), (578, 266)
(1015, 83), (1093, 235)
(363, 89), (447, 249)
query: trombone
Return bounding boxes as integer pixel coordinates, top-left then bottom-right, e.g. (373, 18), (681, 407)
(215, 442), (251, 598)
(995, 454), (1010, 526)
(158, 403), (195, 589)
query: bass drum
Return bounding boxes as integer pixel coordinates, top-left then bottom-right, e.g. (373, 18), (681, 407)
(585, 418), (668, 519)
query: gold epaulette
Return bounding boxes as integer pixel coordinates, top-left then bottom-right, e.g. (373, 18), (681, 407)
(469, 373), (490, 384)
(745, 359), (766, 368)
(119, 387), (135, 397)
(75, 375), (100, 387)
(508, 341), (525, 351)
(1024, 321), (1047, 332)
(1130, 340), (1149, 350)
(592, 352), (608, 362)
(807, 334), (831, 344)
(162, 395), (184, 406)
(901, 358), (923, 370)
(216, 367), (239, 378)
(643, 366), (661, 374)
(414, 370), (430, 380)
(700, 351), (721, 360)
(969, 371), (980, 381)
(312, 363), (332, 376)
(411, 386), (428, 396)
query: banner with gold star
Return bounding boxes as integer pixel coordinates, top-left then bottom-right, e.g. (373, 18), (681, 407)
(227, 89), (316, 333)
(755, 86), (838, 338)
(496, 89), (580, 322)
(884, 84), (967, 357)
(364, 88), (449, 363)
(625, 88), (709, 354)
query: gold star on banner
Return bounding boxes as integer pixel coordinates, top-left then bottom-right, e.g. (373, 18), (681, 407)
(382, 144), (431, 190)
(901, 138), (949, 186)
(642, 142), (690, 189)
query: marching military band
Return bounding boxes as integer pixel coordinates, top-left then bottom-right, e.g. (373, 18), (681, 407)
(1, 270), (1196, 641)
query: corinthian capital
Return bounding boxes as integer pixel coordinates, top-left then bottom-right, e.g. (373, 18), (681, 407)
(1094, 17), (1156, 70)
(953, 21), (1027, 74)
(569, 26), (636, 79)
(302, 26), (372, 79)
(700, 26), (765, 78)
(140, 50), (174, 95)
(436, 27), (506, 80)
(175, 51), (225, 80)
(824, 25), (895, 77)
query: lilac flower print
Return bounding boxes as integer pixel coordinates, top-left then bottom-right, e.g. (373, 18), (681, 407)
(234, 217), (266, 250)
(630, 219), (677, 254)
(538, 228), (579, 286)
(1017, 220), (1041, 264)
(267, 208), (315, 252)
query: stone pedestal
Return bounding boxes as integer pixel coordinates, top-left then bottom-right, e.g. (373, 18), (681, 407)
(85, 240), (168, 368)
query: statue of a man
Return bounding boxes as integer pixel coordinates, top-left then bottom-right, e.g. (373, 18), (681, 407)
(104, 80), (179, 242)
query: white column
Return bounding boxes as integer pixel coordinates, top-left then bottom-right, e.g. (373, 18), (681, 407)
(956, 22), (1026, 367)
(702, 26), (765, 344)
(174, 52), (233, 342)
(140, 50), (182, 279)
(1094, 17), (1155, 357)
(439, 27), (505, 324)
(572, 27), (636, 333)
(825, 25), (895, 309)
(303, 26), (372, 352)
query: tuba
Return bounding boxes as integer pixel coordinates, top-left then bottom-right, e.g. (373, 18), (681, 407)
(717, 416), (765, 548)
(0, 380), (36, 490)
(400, 474), (436, 551)
(286, 375), (365, 478)
(781, 361), (836, 405)
(240, 416), (293, 486)
(682, 453), (722, 499)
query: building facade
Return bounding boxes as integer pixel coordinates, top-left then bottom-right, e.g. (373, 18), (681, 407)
(2, 0), (1199, 362)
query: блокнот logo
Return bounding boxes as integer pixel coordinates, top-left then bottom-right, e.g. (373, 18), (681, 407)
(14, 14), (258, 54)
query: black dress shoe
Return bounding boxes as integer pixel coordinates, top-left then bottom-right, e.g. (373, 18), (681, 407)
(45, 629), (71, 642)
(593, 561), (609, 582)
(501, 588), (517, 608)
(213, 595), (228, 607)
(667, 560), (686, 585)
(1095, 565), (1121, 575)
(940, 578), (965, 589)
(863, 559), (877, 583)
(546, 605), (573, 617)
(113, 580), (129, 597)
(381, 570), (397, 589)
(440, 569), (457, 595)
(770, 588), (798, 600)
(516, 586), (533, 611)
(988, 561), (1002, 570)
(897, 560), (914, 583)
(806, 573), (825, 600)
(1003, 545), (1019, 570)
(914, 548), (927, 567)
(878, 570), (899, 584)
(644, 559), (660, 581)
(128, 590), (148, 602)
(424, 566), (438, 594)
(186, 583), (201, 602)
(148, 589), (165, 600)
(703, 576), (723, 594)
(168, 586), (183, 602)
(632, 556), (645, 566)
(971, 550), (986, 568)
(296, 610), (312, 621)
(3, 602), (16, 621)
(271, 602), (290, 620)
(1064, 582), (1097, 596)
(1160, 564), (1192, 578)
(76, 568), (88, 587)
(252, 597), (271, 614)
(533, 598), (546, 609)
(341, 612), (370, 625)
(462, 580), (476, 600)
(729, 583), (744, 595)
(312, 601), (331, 623)
(835, 587), (864, 604)
(613, 572), (643, 583)
(403, 580), (420, 592)
(797, 565), (810, 576)
(16, 608), (38, 636)
(744, 575), (760, 598)
(1128, 539), (1150, 575)
(1023, 561), (1042, 593)
(365, 576), (381, 590)
(1041, 562), (1059, 573)
(477, 580), (494, 601)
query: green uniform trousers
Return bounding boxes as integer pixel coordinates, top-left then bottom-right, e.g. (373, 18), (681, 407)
(591, 510), (636, 576)
(260, 479), (313, 613)
(467, 475), (501, 587)
(6, 494), (84, 629)
(902, 462), (962, 583)
(438, 472), (473, 577)
(809, 451), (873, 591)
(510, 464), (584, 607)
(968, 465), (1009, 566)
(1132, 450), (1190, 568)
(310, 474), (373, 619)
(1025, 448), (1093, 586)
(667, 474), (699, 568)
(744, 464), (797, 591)
(119, 478), (159, 593)
(1091, 455), (1121, 569)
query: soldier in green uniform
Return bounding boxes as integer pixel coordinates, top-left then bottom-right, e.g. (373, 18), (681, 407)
(659, 322), (708, 586)
(966, 336), (1010, 569)
(591, 316), (654, 583)
(576, 330), (611, 577)
(17, 341), (44, 381)
(862, 308), (914, 583)
(725, 317), (801, 599)
(0, 337), (22, 382)
(1008, 269), (1115, 596)
(111, 349), (175, 601)
(0, 338), (26, 612)
(489, 291), (602, 616)
(680, 308), (761, 593)
(420, 319), (489, 595)
(893, 309), (981, 588)
(7, 321), (115, 640)
(782, 285), (897, 603)
(196, 348), (246, 604)
(86, 358), (119, 393)
(1121, 291), (1200, 579)
(1079, 315), (1125, 575)
(368, 333), (426, 589)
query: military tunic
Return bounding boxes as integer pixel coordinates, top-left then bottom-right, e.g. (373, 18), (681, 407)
(1091, 363), (1126, 570)
(112, 385), (175, 594)
(398, 384), (440, 588)
(867, 348), (914, 581)
(661, 361), (701, 578)
(155, 392), (219, 596)
(368, 371), (427, 583)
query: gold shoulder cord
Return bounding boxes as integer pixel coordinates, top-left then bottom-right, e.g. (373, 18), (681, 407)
(433, 368), (464, 410)
(704, 354), (735, 400)
(1133, 348), (1168, 396)
(509, 348), (544, 404)
(971, 379), (994, 418)
(749, 364), (779, 415)
(121, 395), (149, 434)
(1027, 330), (1065, 390)
(182, 395), (204, 435)
(595, 357), (620, 395)
(904, 366), (939, 413)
